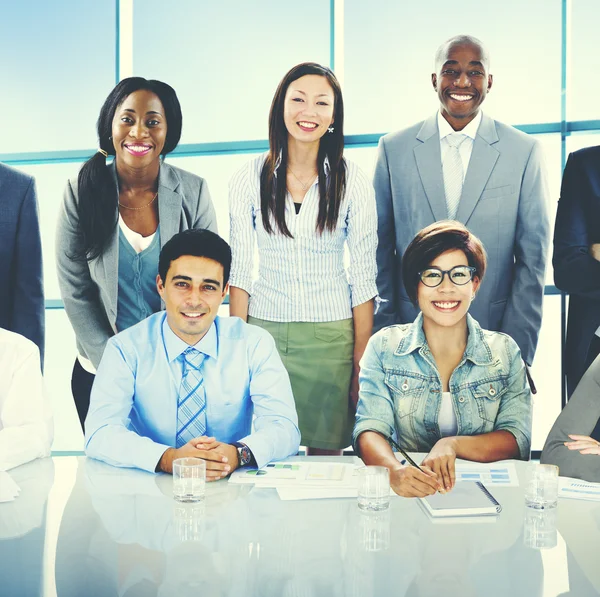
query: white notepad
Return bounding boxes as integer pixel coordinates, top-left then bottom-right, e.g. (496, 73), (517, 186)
(419, 481), (502, 518)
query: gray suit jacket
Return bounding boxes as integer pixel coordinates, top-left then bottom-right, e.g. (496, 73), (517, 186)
(373, 113), (550, 365)
(541, 354), (600, 482)
(56, 161), (218, 369)
(0, 162), (44, 363)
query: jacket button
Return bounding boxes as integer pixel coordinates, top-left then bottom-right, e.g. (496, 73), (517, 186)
(459, 396), (465, 403)
(402, 382), (409, 391)
(489, 387), (496, 396)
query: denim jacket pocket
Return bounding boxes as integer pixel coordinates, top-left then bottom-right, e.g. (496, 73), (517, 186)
(469, 378), (508, 424)
(384, 372), (425, 419)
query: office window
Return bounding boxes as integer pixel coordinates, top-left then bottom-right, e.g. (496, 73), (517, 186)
(344, 0), (561, 135)
(567, 0), (600, 121)
(0, 1), (115, 154)
(133, 0), (330, 145)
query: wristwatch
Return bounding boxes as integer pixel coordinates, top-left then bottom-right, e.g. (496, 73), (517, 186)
(233, 442), (253, 467)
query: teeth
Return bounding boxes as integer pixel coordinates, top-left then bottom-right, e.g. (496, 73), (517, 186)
(126, 145), (151, 152)
(183, 313), (203, 318)
(298, 122), (317, 128)
(433, 301), (459, 309)
(450, 94), (472, 102)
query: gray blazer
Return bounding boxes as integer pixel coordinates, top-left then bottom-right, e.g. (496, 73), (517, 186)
(56, 161), (218, 369)
(0, 162), (44, 363)
(373, 113), (550, 365)
(541, 355), (600, 482)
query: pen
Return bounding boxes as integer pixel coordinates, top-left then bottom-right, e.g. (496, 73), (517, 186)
(386, 435), (425, 473)
(525, 363), (537, 394)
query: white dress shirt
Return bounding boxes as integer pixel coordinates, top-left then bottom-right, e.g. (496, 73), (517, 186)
(0, 329), (53, 471)
(229, 154), (378, 322)
(438, 391), (458, 437)
(438, 110), (483, 184)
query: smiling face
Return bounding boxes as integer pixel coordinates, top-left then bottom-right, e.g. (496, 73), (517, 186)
(157, 255), (228, 345)
(431, 42), (492, 130)
(283, 74), (335, 145)
(111, 89), (167, 170)
(417, 249), (480, 331)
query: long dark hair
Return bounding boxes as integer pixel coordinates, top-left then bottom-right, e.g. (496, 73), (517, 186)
(260, 62), (346, 237)
(76, 77), (182, 260)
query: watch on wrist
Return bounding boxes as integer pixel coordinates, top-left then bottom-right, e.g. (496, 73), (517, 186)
(233, 442), (252, 467)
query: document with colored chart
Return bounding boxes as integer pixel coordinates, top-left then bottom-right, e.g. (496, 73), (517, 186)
(454, 462), (519, 487)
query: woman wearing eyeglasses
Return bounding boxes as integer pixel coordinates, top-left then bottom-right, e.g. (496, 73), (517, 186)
(354, 221), (532, 498)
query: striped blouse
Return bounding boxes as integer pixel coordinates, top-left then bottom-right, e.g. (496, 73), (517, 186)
(228, 153), (378, 322)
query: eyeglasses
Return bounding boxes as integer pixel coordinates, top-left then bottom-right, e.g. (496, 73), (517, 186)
(418, 265), (477, 287)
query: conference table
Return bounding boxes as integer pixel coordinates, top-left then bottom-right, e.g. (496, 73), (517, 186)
(1, 455), (599, 597)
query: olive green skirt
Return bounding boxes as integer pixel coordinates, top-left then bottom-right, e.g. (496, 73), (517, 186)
(248, 317), (354, 450)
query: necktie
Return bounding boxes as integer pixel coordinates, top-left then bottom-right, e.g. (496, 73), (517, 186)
(176, 347), (206, 448)
(443, 132), (467, 220)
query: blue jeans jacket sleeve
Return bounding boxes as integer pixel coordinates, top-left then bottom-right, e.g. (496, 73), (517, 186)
(352, 331), (396, 452)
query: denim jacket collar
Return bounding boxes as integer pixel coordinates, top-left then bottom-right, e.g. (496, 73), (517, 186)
(394, 313), (495, 366)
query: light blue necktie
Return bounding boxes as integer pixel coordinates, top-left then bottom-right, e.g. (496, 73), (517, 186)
(176, 347), (207, 448)
(443, 132), (467, 220)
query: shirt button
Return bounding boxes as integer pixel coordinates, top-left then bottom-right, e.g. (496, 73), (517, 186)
(459, 396), (465, 403)
(401, 382), (409, 391)
(489, 387), (496, 396)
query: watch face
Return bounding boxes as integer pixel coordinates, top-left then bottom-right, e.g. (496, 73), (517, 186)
(238, 445), (251, 466)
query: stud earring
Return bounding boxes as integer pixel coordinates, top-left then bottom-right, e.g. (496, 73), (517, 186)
(327, 126), (334, 134)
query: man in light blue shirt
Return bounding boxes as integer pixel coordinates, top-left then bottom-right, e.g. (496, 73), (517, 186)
(85, 229), (300, 475)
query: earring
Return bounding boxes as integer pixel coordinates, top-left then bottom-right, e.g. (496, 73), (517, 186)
(327, 126), (334, 134)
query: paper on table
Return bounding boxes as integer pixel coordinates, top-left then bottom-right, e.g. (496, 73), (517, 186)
(0, 471), (20, 502)
(558, 477), (600, 502)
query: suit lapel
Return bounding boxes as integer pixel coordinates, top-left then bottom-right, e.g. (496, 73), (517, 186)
(455, 114), (500, 225)
(157, 162), (182, 248)
(414, 114), (448, 221)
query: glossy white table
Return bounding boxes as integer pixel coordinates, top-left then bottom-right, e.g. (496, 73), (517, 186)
(1, 456), (599, 597)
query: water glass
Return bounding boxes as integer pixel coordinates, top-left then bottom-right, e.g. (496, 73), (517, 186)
(357, 466), (390, 511)
(359, 509), (391, 551)
(523, 507), (558, 550)
(173, 457), (206, 502)
(524, 464), (559, 510)
(174, 502), (206, 542)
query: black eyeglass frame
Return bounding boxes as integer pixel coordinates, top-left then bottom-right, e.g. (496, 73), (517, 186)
(417, 265), (477, 288)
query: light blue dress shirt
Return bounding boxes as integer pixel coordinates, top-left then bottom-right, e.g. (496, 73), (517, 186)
(85, 312), (300, 472)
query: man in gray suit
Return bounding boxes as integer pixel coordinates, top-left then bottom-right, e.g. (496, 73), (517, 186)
(0, 162), (44, 363)
(374, 35), (550, 365)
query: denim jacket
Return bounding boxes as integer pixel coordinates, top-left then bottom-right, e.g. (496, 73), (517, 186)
(353, 313), (532, 459)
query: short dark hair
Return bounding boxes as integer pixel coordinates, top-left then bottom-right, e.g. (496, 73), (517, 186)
(402, 221), (487, 304)
(158, 229), (232, 286)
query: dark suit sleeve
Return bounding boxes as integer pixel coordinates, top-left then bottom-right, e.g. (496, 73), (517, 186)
(553, 152), (600, 299)
(500, 140), (550, 365)
(540, 355), (600, 482)
(373, 137), (398, 332)
(12, 177), (45, 365)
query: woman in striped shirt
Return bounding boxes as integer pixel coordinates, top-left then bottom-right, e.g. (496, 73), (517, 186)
(228, 62), (378, 455)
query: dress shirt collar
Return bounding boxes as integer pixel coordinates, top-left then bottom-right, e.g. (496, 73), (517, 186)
(394, 312), (494, 366)
(437, 110), (482, 141)
(273, 151), (331, 178)
(162, 313), (219, 363)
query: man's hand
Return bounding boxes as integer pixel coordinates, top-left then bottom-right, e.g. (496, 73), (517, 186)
(589, 243), (600, 262)
(190, 438), (240, 480)
(421, 437), (458, 492)
(158, 440), (231, 478)
(390, 464), (441, 498)
(565, 434), (600, 455)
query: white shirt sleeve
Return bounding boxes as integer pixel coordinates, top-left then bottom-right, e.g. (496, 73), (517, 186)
(0, 333), (53, 471)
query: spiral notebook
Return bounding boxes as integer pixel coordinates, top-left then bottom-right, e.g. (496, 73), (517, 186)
(419, 481), (502, 518)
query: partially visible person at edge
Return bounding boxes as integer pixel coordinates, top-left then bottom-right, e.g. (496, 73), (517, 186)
(228, 62), (378, 455)
(56, 77), (217, 429)
(0, 162), (44, 366)
(354, 222), (531, 498)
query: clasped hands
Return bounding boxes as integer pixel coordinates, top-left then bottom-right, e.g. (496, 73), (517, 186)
(159, 436), (238, 480)
(390, 437), (458, 498)
(564, 434), (600, 456)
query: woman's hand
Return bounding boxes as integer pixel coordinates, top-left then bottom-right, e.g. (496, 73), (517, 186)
(421, 437), (459, 492)
(565, 434), (600, 455)
(390, 464), (441, 498)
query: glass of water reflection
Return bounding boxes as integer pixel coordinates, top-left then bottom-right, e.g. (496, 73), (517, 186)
(173, 457), (206, 502)
(357, 466), (390, 511)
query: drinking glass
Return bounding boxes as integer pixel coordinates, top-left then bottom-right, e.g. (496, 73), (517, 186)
(523, 507), (558, 550)
(173, 457), (206, 502)
(524, 464), (559, 510)
(357, 466), (390, 511)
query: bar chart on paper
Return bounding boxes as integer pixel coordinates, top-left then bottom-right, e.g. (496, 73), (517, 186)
(455, 462), (519, 487)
